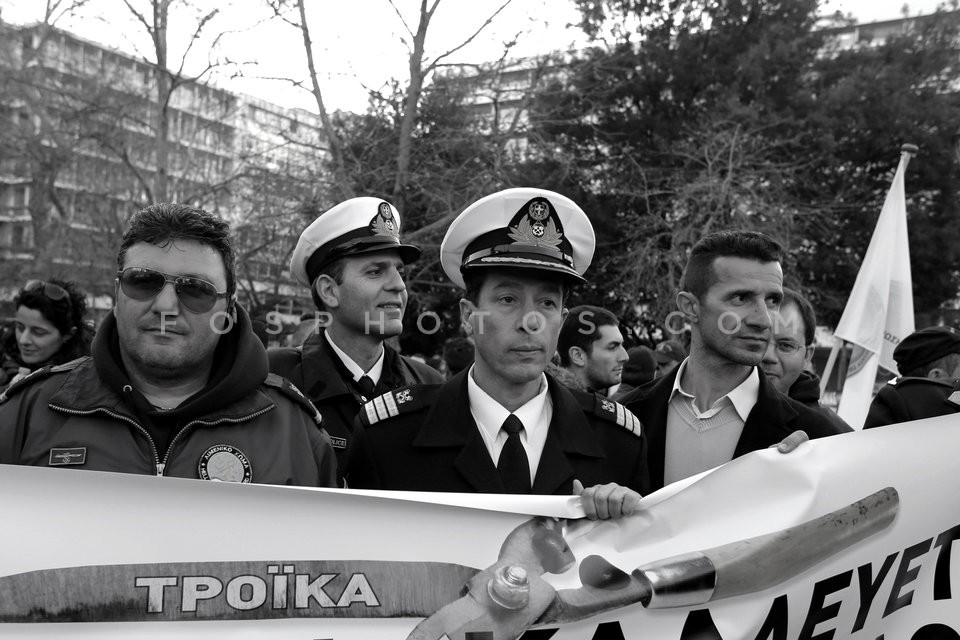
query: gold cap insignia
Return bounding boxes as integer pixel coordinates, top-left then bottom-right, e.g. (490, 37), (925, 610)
(371, 202), (399, 238)
(508, 199), (562, 249)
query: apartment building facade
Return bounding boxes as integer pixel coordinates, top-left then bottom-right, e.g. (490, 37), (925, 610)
(0, 20), (324, 324)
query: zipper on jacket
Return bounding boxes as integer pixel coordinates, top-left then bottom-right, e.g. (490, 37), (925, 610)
(49, 404), (164, 475)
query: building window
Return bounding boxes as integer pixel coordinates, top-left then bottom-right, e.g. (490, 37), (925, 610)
(12, 186), (28, 209)
(11, 224), (28, 249)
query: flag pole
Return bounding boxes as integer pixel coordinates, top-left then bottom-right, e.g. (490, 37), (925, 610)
(819, 337), (843, 396)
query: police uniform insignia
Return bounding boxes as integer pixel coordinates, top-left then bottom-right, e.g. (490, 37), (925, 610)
(593, 395), (643, 436)
(49, 447), (86, 466)
(360, 385), (437, 426)
(286, 379), (306, 400)
(371, 201), (399, 238)
(364, 389), (403, 424)
(528, 201), (549, 221)
(198, 445), (253, 483)
(264, 373), (323, 427)
(508, 198), (563, 250)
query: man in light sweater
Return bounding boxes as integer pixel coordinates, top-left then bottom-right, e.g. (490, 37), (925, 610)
(620, 231), (850, 491)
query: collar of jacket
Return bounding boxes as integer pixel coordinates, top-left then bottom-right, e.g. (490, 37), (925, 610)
(787, 369), (823, 405)
(410, 369), (606, 494)
(624, 364), (797, 490)
(47, 356), (279, 426)
(299, 328), (407, 402)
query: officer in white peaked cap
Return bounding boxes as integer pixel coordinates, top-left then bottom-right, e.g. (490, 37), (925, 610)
(269, 197), (443, 483)
(345, 188), (649, 519)
(290, 197), (421, 289)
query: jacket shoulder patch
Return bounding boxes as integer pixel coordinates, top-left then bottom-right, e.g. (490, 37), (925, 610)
(360, 385), (437, 426)
(589, 394), (643, 437)
(0, 358), (83, 405)
(264, 373), (323, 426)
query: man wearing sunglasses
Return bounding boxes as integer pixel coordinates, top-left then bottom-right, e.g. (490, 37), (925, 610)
(268, 198), (443, 480)
(0, 203), (337, 487)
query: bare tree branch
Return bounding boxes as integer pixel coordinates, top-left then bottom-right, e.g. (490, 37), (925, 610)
(426, 0), (513, 72)
(295, 0), (354, 199)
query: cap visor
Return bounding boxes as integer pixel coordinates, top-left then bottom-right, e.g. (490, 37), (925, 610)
(348, 242), (422, 264)
(465, 257), (586, 283)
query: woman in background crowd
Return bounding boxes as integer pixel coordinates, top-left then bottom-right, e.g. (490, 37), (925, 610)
(1, 279), (91, 391)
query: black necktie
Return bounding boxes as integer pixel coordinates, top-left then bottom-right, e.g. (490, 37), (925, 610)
(498, 414), (531, 494)
(357, 375), (376, 401)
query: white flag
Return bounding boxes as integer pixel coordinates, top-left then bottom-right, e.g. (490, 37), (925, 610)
(834, 149), (915, 428)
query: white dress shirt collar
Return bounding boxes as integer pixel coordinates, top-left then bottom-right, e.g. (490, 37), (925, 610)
(669, 359), (760, 422)
(324, 331), (385, 385)
(466, 365), (552, 482)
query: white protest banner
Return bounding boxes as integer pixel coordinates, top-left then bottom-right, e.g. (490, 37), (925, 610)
(2, 414), (959, 639)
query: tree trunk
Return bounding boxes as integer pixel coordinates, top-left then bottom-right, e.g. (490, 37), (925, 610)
(153, 0), (170, 203)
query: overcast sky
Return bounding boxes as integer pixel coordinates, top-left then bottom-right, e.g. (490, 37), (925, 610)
(0, 0), (950, 113)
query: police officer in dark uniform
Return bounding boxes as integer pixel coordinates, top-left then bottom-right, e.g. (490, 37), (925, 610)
(344, 188), (649, 515)
(268, 198), (443, 477)
(863, 326), (960, 429)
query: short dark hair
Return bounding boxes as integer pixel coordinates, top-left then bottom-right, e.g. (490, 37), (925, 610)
(13, 278), (90, 361)
(118, 203), (236, 296)
(310, 257), (346, 311)
(461, 268), (570, 305)
(557, 305), (619, 366)
(680, 231), (782, 298)
(781, 287), (816, 346)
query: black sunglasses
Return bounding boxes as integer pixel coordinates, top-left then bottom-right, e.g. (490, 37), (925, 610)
(117, 267), (228, 313)
(24, 279), (70, 303)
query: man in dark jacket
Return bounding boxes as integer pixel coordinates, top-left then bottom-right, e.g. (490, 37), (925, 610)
(864, 326), (960, 429)
(620, 232), (850, 492)
(346, 188), (648, 518)
(268, 198), (442, 478)
(0, 204), (336, 486)
(556, 305), (629, 396)
(760, 287), (848, 432)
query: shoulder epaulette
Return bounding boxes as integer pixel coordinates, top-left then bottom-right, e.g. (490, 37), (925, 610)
(0, 358), (84, 405)
(888, 376), (954, 389)
(264, 373), (323, 426)
(359, 385), (438, 426)
(580, 393), (643, 436)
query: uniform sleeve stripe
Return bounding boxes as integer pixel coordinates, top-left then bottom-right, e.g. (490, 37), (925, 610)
(365, 402), (378, 425)
(374, 396), (389, 421)
(384, 392), (399, 417)
(615, 402), (626, 427)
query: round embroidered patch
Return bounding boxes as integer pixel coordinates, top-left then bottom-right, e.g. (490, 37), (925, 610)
(198, 445), (253, 483)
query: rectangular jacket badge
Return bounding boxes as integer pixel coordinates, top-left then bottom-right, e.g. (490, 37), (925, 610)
(49, 448), (87, 466)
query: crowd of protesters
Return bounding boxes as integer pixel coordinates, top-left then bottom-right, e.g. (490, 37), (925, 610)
(1, 191), (956, 513)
